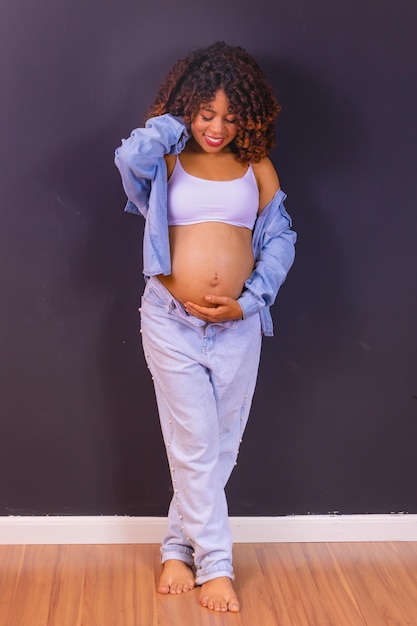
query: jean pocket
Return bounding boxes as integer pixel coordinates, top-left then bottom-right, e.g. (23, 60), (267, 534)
(142, 281), (169, 308)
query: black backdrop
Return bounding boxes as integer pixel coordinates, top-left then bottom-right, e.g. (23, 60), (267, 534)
(1, 0), (416, 516)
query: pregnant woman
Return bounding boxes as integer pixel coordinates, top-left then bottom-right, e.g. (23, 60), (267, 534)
(115, 41), (296, 613)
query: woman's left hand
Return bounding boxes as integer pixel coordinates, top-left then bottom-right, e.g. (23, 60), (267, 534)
(184, 295), (243, 323)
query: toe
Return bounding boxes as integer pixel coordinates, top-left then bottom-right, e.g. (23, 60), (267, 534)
(172, 582), (183, 594)
(214, 599), (222, 612)
(229, 600), (240, 613)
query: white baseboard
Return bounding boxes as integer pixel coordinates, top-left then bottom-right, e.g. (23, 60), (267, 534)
(0, 514), (416, 545)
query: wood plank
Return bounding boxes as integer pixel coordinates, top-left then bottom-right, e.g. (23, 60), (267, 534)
(328, 542), (417, 625)
(46, 545), (84, 626)
(3, 544), (58, 626)
(0, 544), (25, 623)
(80, 544), (155, 626)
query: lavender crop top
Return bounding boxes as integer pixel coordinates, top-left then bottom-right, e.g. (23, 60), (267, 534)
(167, 157), (259, 229)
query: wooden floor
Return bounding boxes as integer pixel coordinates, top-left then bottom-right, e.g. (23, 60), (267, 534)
(1, 542), (417, 625)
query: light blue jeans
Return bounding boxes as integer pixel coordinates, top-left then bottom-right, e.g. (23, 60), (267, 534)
(140, 277), (262, 584)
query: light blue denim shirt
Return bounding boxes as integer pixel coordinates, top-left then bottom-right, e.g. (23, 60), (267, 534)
(115, 114), (296, 336)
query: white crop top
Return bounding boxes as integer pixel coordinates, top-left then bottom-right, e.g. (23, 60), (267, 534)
(167, 157), (259, 229)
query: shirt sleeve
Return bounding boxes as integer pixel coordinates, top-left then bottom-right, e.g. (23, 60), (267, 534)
(237, 193), (297, 319)
(114, 114), (189, 217)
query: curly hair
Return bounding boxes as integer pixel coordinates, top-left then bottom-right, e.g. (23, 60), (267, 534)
(145, 41), (281, 163)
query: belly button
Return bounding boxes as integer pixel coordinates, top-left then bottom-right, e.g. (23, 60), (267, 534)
(209, 273), (219, 288)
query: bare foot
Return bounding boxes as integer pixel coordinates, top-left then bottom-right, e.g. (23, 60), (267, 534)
(199, 577), (240, 612)
(158, 559), (195, 595)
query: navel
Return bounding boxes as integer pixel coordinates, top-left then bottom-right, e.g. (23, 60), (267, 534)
(209, 273), (220, 288)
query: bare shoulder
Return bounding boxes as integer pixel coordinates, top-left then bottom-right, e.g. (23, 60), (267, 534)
(164, 154), (177, 179)
(252, 158), (281, 212)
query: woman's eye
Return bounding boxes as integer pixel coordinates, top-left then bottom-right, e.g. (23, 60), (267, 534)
(200, 115), (237, 124)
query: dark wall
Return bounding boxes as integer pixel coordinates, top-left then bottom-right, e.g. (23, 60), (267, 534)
(1, 0), (416, 516)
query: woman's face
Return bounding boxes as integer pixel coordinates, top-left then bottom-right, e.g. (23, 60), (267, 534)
(190, 89), (238, 153)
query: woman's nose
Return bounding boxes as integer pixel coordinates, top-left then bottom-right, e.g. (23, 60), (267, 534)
(209, 117), (223, 134)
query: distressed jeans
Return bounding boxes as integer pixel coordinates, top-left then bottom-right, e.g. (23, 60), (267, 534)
(140, 276), (262, 584)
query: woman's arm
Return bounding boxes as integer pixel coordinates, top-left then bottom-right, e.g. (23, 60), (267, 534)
(253, 157), (281, 213)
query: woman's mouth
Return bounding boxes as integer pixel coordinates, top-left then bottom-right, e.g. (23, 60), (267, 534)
(204, 135), (224, 147)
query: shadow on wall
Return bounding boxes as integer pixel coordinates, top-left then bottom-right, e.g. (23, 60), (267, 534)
(38, 134), (171, 514)
(28, 58), (180, 514)
(228, 58), (365, 515)
(262, 56), (363, 376)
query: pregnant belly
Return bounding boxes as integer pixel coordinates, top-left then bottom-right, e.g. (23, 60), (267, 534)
(158, 223), (254, 307)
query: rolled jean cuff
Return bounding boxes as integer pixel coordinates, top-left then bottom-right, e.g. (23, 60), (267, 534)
(195, 567), (234, 586)
(161, 544), (194, 567)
